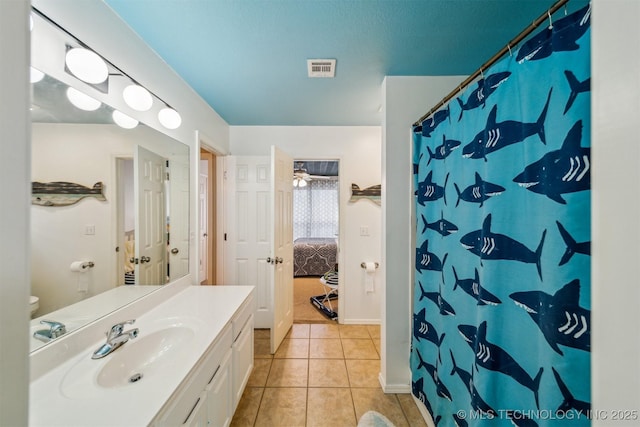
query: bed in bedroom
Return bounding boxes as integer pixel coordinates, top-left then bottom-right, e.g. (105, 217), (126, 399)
(293, 237), (338, 277)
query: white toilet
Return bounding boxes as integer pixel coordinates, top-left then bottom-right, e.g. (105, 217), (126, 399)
(30, 295), (39, 318)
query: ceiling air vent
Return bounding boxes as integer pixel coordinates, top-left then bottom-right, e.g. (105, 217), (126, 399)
(307, 59), (336, 78)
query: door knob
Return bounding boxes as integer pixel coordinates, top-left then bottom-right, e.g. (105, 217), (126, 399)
(171, 248), (179, 254)
(267, 257), (274, 264)
(275, 257), (283, 264)
(140, 256), (151, 264)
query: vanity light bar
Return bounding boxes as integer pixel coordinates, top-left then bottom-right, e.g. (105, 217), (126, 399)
(32, 7), (183, 130)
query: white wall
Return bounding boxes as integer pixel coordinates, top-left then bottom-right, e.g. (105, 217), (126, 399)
(381, 76), (465, 395)
(31, 123), (186, 315)
(230, 126), (382, 323)
(0, 1), (30, 424)
(591, 1), (640, 425)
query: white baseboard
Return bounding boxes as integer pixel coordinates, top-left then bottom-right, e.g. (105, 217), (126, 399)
(340, 318), (381, 325)
(377, 373), (411, 393)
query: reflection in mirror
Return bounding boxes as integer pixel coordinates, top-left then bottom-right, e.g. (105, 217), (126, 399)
(30, 11), (190, 352)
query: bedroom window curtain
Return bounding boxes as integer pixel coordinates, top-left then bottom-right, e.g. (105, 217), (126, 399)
(411, 4), (591, 426)
(293, 179), (339, 241)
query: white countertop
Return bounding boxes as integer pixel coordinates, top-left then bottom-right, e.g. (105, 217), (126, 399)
(29, 285), (254, 427)
(30, 285), (161, 352)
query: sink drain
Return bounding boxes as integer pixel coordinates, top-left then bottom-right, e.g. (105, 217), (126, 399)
(129, 373), (143, 383)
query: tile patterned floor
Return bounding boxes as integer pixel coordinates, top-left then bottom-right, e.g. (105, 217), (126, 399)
(230, 324), (428, 427)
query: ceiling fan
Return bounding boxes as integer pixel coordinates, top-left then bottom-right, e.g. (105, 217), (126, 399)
(293, 162), (332, 187)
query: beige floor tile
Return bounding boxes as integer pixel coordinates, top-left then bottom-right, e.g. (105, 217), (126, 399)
(287, 323), (311, 338)
(339, 324), (371, 338)
(266, 359), (309, 387)
(254, 338), (273, 359)
(254, 387), (307, 427)
(254, 329), (270, 339)
(309, 323), (340, 338)
(247, 359), (272, 387)
(307, 388), (357, 427)
(230, 387), (264, 427)
(367, 324), (381, 339)
(342, 338), (379, 359)
(397, 393), (429, 427)
(351, 388), (409, 427)
(308, 359), (350, 388)
(345, 359), (381, 388)
(274, 338), (310, 358)
(309, 338), (344, 359)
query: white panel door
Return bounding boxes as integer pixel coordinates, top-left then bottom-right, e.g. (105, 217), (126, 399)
(169, 158), (190, 280)
(135, 145), (167, 285)
(270, 146), (293, 354)
(198, 164), (209, 283)
(224, 156), (272, 328)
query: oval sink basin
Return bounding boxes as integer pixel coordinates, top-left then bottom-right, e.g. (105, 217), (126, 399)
(97, 326), (195, 388)
(60, 326), (195, 399)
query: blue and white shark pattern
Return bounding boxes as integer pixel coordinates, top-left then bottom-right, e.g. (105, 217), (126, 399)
(458, 321), (544, 408)
(421, 212), (458, 237)
(510, 279), (590, 355)
(460, 214), (546, 280)
(421, 106), (450, 138)
(449, 350), (497, 416)
(454, 172), (505, 208)
(456, 71), (511, 121)
(451, 266), (501, 306)
(416, 348), (453, 401)
(415, 171), (449, 206)
(556, 221), (591, 266)
(563, 70), (590, 114)
(461, 89), (552, 161)
(415, 240), (448, 274)
(552, 368), (591, 416)
(413, 308), (445, 347)
(427, 135), (461, 165)
(516, 4), (591, 63)
(418, 281), (456, 316)
(513, 120), (590, 204)
(411, 4), (590, 423)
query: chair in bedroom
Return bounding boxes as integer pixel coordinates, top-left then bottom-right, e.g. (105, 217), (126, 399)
(319, 270), (339, 310)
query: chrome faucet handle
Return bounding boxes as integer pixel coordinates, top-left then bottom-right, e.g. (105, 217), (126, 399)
(107, 319), (135, 341)
(40, 320), (66, 338)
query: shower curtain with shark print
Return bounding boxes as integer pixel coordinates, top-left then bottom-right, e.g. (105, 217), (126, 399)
(411, 4), (591, 426)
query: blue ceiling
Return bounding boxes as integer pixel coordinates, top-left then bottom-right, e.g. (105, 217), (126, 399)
(104, 0), (587, 126)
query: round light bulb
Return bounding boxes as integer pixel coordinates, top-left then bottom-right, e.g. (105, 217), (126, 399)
(65, 48), (109, 84)
(30, 67), (44, 83)
(123, 84), (153, 112)
(299, 179), (307, 188)
(112, 110), (139, 129)
(158, 107), (182, 129)
(66, 87), (101, 111)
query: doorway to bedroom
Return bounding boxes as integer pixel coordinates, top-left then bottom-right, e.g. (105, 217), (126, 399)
(292, 159), (340, 323)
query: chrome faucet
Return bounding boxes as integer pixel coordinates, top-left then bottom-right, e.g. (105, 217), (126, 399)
(33, 320), (66, 343)
(92, 319), (139, 359)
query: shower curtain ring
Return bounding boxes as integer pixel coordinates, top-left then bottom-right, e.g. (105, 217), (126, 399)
(507, 44), (512, 57)
(547, 10), (553, 29)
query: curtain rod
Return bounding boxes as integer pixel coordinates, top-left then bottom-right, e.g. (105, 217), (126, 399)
(412, 0), (570, 127)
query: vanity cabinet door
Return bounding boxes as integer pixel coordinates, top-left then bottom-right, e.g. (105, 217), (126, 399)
(206, 348), (233, 427)
(182, 392), (208, 427)
(232, 313), (254, 410)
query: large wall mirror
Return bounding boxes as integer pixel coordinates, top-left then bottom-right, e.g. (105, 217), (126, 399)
(29, 9), (190, 352)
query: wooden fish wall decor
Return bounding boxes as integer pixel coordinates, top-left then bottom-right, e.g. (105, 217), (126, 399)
(32, 181), (107, 206)
(349, 183), (381, 206)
